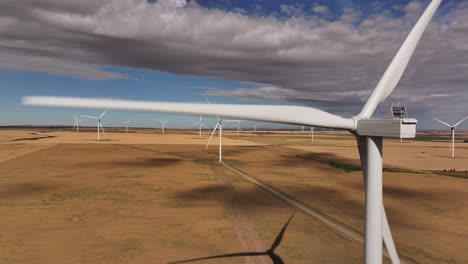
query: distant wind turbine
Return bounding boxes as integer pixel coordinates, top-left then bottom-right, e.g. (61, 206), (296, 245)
(72, 114), (85, 132)
(190, 116), (209, 138)
(160, 120), (168, 135)
(206, 119), (241, 162)
(22, 1), (443, 262)
(232, 120), (242, 136)
(81, 109), (108, 141)
(310, 127), (314, 142)
(433, 115), (468, 158)
(122, 120), (131, 133)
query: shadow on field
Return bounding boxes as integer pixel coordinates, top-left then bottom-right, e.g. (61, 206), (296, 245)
(168, 214), (295, 264)
(173, 183), (364, 216)
(81, 158), (182, 168)
(173, 178), (456, 235)
(0, 182), (58, 198)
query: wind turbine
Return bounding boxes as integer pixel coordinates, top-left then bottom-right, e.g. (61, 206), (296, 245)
(310, 127), (314, 142)
(433, 115), (468, 158)
(232, 120), (242, 136)
(190, 116), (209, 139)
(206, 119), (241, 162)
(72, 114), (85, 132)
(169, 214), (295, 264)
(81, 109), (108, 141)
(160, 120), (168, 135)
(122, 120), (131, 133)
(22, 1), (443, 263)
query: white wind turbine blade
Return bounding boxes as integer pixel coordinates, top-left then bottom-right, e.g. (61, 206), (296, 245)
(99, 109), (108, 119)
(23, 96), (356, 130)
(454, 115), (468, 127)
(359, 0), (442, 118)
(72, 114), (78, 120)
(190, 121), (200, 127)
(433, 117), (452, 128)
(81, 115), (98, 119)
(201, 123), (210, 130)
(205, 122), (220, 150)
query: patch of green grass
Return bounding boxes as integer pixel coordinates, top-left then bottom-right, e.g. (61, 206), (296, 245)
(329, 162), (361, 173)
(11, 135), (56, 141)
(295, 153), (419, 174)
(413, 136), (445, 142)
(383, 167), (420, 173)
(432, 170), (468, 179)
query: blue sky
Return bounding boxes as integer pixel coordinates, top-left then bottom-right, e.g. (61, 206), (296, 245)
(0, 69), (261, 128)
(1, 0), (467, 130)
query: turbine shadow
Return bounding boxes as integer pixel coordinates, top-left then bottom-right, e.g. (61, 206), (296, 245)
(168, 214), (295, 264)
(0, 182), (58, 199)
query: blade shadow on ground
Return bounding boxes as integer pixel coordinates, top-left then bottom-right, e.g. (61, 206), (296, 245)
(168, 214), (295, 264)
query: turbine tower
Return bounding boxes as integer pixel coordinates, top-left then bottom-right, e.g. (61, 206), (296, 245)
(190, 116), (208, 139)
(81, 109), (108, 141)
(72, 114), (84, 132)
(22, 1), (443, 263)
(122, 120), (131, 133)
(232, 120), (242, 136)
(310, 127), (314, 142)
(433, 116), (468, 158)
(206, 119), (241, 162)
(160, 120), (168, 135)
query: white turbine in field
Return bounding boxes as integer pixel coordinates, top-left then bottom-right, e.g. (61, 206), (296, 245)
(232, 120), (242, 136)
(160, 120), (168, 135)
(205, 119), (241, 162)
(22, 1), (443, 263)
(190, 116), (209, 138)
(122, 120), (131, 133)
(433, 116), (468, 158)
(310, 127), (314, 142)
(72, 114), (85, 132)
(81, 109), (108, 141)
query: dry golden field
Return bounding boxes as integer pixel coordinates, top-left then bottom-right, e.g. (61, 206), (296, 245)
(0, 128), (467, 264)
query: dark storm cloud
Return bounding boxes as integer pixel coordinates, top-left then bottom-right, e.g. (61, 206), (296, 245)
(0, 0), (467, 124)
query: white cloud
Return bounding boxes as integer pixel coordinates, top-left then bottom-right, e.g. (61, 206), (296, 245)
(156, 0), (187, 9)
(312, 4), (329, 15)
(280, 4), (305, 17)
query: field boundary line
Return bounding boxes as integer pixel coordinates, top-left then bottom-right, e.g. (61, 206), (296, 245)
(0, 144), (58, 164)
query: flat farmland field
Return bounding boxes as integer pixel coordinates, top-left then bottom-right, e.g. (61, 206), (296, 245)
(0, 129), (467, 264)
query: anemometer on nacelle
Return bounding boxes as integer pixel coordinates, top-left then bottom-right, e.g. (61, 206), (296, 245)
(356, 100), (417, 139)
